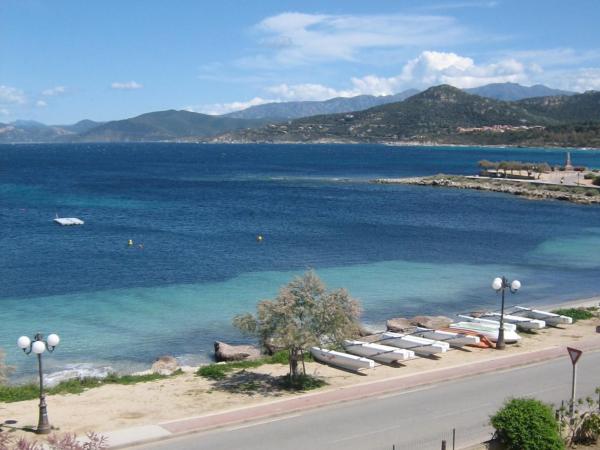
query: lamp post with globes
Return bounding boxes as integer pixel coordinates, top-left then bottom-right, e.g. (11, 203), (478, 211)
(491, 277), (521, 350)
(17, 332), (60, 434)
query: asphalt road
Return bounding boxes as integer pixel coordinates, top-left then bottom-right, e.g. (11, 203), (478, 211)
(132, 351), (600, 450)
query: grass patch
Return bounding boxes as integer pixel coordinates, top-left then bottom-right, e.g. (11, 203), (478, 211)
(278, 374), (327, 391)
(553, 307), (596, 323)
(196, 350), (313, 380)
(0, 370), (182, 403)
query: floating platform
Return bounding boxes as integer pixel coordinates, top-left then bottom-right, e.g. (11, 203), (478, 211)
(54, 217), (84, 226)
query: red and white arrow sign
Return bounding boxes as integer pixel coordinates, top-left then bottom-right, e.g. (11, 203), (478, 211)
(567, 347), (583, 365)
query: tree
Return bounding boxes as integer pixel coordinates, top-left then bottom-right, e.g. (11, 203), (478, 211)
(491, 398), (564, 450)
(233, 271), (361, 380)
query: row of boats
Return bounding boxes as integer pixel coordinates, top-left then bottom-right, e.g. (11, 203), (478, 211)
(310, 306), (573, 372)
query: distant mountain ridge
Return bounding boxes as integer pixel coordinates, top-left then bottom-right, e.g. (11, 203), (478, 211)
(213, 85), (600, 147)
(465, 83), (575, 101)
(224, 89), (419, 120)
(0, 82), (585, 144)
(75, 110), (269, 142)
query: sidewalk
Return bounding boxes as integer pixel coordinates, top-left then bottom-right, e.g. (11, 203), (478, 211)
(106, 336), (600, 448)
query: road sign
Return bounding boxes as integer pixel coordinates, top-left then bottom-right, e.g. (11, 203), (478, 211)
(567, 347), (583, 365)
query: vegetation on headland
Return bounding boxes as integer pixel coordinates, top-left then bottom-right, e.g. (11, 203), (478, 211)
(0, 370), (182, 403)
(233, 270), (361, 382)
(552, 307), (597, 323)
(376, 174), (600, 205)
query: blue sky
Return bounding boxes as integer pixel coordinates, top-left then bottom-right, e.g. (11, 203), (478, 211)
(1, 0), (600, 123)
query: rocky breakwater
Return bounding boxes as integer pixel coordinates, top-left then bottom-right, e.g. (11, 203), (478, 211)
(374, 175), (600, 205)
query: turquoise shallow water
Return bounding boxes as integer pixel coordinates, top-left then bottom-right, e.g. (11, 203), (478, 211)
(1, 143), (599, 380)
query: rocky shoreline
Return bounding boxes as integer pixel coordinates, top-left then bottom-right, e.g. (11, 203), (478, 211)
(374, 175), (600, 205)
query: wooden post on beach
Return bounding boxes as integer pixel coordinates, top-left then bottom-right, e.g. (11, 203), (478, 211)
(441, 439), (447, 450)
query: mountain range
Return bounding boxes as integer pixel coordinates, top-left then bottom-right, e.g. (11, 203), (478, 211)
(214, 85), (600, 147)
(0, 83), (587, 144)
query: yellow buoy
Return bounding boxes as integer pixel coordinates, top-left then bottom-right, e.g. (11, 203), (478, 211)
(128, 239), (134, 246)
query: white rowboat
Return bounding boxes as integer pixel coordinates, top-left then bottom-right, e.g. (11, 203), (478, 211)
(480, 312), (545, 330)
(343, 340), (414, 363)
(380, 332), (449, 355)
(310, 347), (375, 372)
(413, 327), (480, 347)
(514, 306), (573, 325)
(458, 315), (517, 331)
(450, 322), (521, 343)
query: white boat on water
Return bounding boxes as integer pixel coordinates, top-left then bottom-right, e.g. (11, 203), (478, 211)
(380, 332), (449, 355)
(53, 214), (84, 226)
(343, 340), (415, 363)
(412, 327), (480, 347)
(450, 322), (521, 343)
(514, 306), (573, 325)
(310, 347), (375, 372)
(458, 315), (517, 332)
(480, 312), (545, 330)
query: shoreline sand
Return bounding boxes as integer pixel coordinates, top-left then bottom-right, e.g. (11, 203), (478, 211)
(1, 297), (598, 438)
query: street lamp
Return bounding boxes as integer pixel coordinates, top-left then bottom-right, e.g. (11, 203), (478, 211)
(491, 277), (521, 350)
(17, 332), (60, 434)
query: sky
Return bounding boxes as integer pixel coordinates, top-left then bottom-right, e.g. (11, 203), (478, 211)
(1, 0), (600, 124)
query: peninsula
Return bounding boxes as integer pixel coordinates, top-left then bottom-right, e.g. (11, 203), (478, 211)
(375, 154), (600, 205)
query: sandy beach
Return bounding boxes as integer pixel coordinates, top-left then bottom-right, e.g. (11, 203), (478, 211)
(1, 298), (598, 440)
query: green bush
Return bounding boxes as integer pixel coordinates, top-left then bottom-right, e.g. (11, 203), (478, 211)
(594, 177), (600, 187)
(552, 308), (595, 322)
(491, 398), (564, 450)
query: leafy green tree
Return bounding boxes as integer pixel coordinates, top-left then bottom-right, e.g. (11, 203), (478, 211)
(233, 271), (361, 380)
(491, 398), (564, 450)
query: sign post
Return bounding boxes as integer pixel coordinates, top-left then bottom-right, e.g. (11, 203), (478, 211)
(567, 347), (583, 424)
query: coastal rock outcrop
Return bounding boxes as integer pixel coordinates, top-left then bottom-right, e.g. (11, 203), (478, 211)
(386, 318), (415, 333)
(410, 315), (452, 329)
(151, 355), (179, 375)
(214, 341), (261, 362)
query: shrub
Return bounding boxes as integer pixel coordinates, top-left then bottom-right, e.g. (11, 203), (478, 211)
(584, 173), (597, 180)
(594, 177), (600, 187)
(491, 398), (564, 450)
(552, 308), (595, 322)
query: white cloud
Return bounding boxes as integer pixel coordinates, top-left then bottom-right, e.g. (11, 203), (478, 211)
(0, 85), (26, 105)
(42, 86), (66, 96)
(266, 83), (356, 101)
(111, 81), (143, 90)
(252, 12), (467, 66)
(0, 108), (9, 116)
(185, 97), (275, 115)
(36, 100), (48, 107)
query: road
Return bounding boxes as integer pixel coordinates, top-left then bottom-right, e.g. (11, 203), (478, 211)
(131, 351), (600, 450)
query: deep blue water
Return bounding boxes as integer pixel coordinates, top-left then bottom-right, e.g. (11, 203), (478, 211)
(1, 143), (600, 379)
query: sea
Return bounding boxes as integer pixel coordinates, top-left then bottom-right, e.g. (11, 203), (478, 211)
(1, 143), (600, 381)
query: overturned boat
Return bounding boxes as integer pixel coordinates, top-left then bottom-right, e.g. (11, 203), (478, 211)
(449, 321), (521, 343)
(479, 312), (545, 330)
(412, 327), (480, 348)
(343, 340), (415, 363)
(513, 306), (573, 325)
(310, 347), (375, 372)
(380, 332), (449, 355)
(458, 315), (518, 332)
